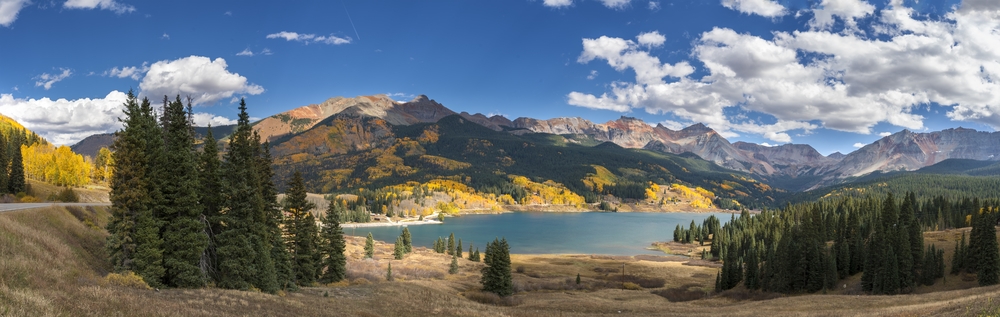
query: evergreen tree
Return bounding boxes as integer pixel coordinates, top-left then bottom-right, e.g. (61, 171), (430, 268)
(394, 236), (404, 260)
(456, 239), (463, 258)
(365, 233), (374, 258)
(468, 244), (475, 261)
(215, 99), (276, 292)
(952, 232), (966, 274)
(106, 91), (164, 287)
(159, 96), (208, 288)
(7, 136), (24, 194)
(576, 273), (581, 285)
(402, 227), (412, 253)
(976, 208), (1000, 286)
(744, 243), (760, 290)
(447, 233), (455, 256)
(283, 171), (318, 286)
(256, 136), (291, 290)
(198, 126), (223, 282)
(318, 207), (347, 284)
(480, 238), (513, 296)
(449, 253), (459, 274)
(473, 248), (480, 262)
(0, 134), (9, 194)
(386, 263), (393, 282)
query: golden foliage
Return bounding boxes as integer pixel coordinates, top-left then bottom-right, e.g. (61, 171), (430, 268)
(419, 155), (471, 171)
(417, 126), (440, 143)
(582, 165), (616, 192)
(102, 272), (152, 290)
(22, 144), (91, 187)
(510, 175), (586, 207)
(670, 184), (715, 209)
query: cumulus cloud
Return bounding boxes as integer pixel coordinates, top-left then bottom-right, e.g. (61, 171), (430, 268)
(34, 68), (72, 90)
(0, 91), (239, 145)
(636, 31), (666, 48)
(601, 0), (630, 9)
(0, 91), (127, 145)
(853, 142), (865, 148)
(267, 31), (351, 45)
(0, 0), (29, 27)
(808, 0), (875, 31)
(543, 0), (572, 8)
(139, 56), (264, 105)
(879, 131), (892, 137)
(63, 0), (135, 14)
(720, 0), (787, 18)
(236, 48), (254, 56)
(191, 112), (237, 127)
(104, 62), (148, 80)
(960, 0), (1000, 13)
(567, 4), (1000, 143)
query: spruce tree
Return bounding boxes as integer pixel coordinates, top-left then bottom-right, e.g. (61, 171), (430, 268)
(215, 99), (276, 292)
(952, 232), (966, 274)
(198, 125), (223, 282)
(284, 171), (318, 286)
(473, 248), (480, 262)
(159, 96), (208, 288)
(386, 263), (393, 282)
(402, 227), (412, 253)
(976, 208), (1000, 286)
(0, 134), (9, 194)
(449, 253), (459, 274)
(394, 236), (404, 260)
(318, 207), (347, 284)
(480, 238), (513, 296)
(365, 233), (374, 258)
(456, 239), (463, 258)
(447, 233), (455, 256)
(106, 91), (164, 287)
(468, 244), (474, 261)
(7, 136), (24, 194)
(256, 136), (290, 290)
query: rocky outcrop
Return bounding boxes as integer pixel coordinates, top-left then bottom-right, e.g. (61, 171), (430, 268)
(828, 128), (1000, 178)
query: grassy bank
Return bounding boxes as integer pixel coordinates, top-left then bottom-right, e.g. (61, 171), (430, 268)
(2, 206), (1000, 316)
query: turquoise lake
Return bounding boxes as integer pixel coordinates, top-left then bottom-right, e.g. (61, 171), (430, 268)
(348, 212), (734, 256)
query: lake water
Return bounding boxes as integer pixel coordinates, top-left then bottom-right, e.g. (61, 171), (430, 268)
(348, 212), (734, 256)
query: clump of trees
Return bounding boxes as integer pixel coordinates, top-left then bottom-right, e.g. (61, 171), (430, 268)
(673, 215), (720, 245)
(710, 193), (986, 295)
(105, 92), (347, 291)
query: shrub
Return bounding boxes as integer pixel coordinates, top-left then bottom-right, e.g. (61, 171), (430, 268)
(103, 272), (152, 290)
(350, 278), (371, 286)
(623, 282), (642, 290)
(57, 187), (78, 202)
(18, 195), (40, 203)
(464, 291), (524, 307)
(515, 266), (526, 274)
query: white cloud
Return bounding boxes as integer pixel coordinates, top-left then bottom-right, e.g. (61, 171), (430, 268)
(568, 4), (1000, 143)
(267, 31), (314, 41)
(34, 68), (72, 90)
(543, 0), (572, 8)
(759, 142), (774, 147)
(266, 31), (352, 45)
(161, 33), (169, 39)
(236, 48), (253, 56)
(0, 0), (30, 27)
(648, 1), (660, 11)
(315, 35), (351, 45)
(191, 112), (237, 127)
(224, 10), (231, 16)
(138, 56), (264, 105)
(587, 70), (598, 80)
(853, 142), (865, 148)
(960, 0), (1000, 13)
(720, 0), (787, 18)
(636, 31), (666, 48)
(261, 48), (272, 55)
(601, 0), (630, 10)
(879, 131), (892, 137)
(103, 62), (148, 80)
(63, 0), (135, 14)
(0, 91), (127, 145)
(809, 0), (875, 31)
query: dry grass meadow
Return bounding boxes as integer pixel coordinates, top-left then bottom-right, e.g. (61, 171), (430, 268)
(2, 206), (1000, 316)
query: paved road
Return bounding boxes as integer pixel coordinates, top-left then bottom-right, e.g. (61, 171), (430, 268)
(0, 202), (111, 213)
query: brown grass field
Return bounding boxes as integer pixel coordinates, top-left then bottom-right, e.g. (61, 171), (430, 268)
(2, 206), (1000, 316)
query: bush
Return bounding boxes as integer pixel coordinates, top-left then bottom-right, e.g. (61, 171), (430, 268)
(350, 278), (371, 286)
(623, 282), (642, 290)
(103, 272), (152, 290)
(18, 195), (40, 203)
(57, 187), (78, 202)
(464, 291), (523, 307)
(515, 266), (526, 274)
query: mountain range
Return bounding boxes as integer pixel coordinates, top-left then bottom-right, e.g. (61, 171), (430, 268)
(71, 94), (1000, 193)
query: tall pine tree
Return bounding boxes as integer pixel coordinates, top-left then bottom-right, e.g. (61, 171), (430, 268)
(159, 96), (208, 288)
(318, 205), (347, 284)
(284, 171), (318, 286)
(198, 126), (223, 281)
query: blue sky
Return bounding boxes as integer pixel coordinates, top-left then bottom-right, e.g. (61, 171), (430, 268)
(1, 0), (999, 156)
